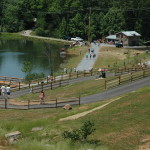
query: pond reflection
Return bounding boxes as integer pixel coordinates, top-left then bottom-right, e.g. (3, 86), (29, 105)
(0, 39), (66, 78)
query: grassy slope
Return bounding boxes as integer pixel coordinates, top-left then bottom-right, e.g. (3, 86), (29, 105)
(94, 46), (149, 69)
(15, 79), (105, 101)
(0, 86), (149, 150)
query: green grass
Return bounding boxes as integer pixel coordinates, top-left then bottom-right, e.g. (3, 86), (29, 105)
(0, 32), (24, 39)
(94, 46), (150, 69)
(0, 85), (149, 150)
(16, 78), (105, 101)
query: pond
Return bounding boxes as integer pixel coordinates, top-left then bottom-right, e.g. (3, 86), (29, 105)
(0, 38), (67, 78)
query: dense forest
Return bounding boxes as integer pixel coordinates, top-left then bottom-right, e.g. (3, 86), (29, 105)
(0, 0), (150, 41)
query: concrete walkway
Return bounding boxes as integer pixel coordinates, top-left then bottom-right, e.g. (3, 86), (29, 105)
(76, 43), (100, 71)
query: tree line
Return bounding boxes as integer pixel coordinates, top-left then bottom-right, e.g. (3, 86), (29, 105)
(0, 0), (150, 41)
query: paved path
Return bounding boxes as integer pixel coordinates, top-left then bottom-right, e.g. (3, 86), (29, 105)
(76, 43), (100, 71)
(0, 76), (150, 109)
(81, 76), (150, 104)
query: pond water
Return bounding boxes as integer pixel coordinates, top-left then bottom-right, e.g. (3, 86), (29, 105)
(0, 38), (67, 78)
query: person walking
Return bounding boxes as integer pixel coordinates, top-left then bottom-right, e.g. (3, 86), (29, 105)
(1, 85), (6, 98)
(6, 85), (11, 99)
(90, 54), (92, 59)
(86, 54), (88, 59)
(39, 90), (45, 104)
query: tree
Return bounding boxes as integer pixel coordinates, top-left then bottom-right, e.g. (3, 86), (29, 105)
(21, 61), (32, 74)
(101, 7), (125, 35)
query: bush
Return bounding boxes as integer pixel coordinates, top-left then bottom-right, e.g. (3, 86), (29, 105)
(35, 28), (45, 36)
(25, 73), (46, 81)
(62, 120), (95, 143)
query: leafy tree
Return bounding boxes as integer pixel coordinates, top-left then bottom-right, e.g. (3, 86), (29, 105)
(101, 7), (125, 35)
(21, 61), (32, 74)
(69, 13), (86, 38)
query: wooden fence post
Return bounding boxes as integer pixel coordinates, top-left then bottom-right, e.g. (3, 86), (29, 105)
(61, 74), (63, 80)
(56, 98), (57, 108)
(5, 98), (7, 109)
(19, 82), (21, 90)
(28, 100), (30, 109)
(77, 71), (79, 78)
(91, 70), (93, 76)
(51, 82), (53, 90)
(143, 70), (145, 78)
(105, 80), (107, 89)
(29, 81), (31, 88)
(119, 76), (121, 85)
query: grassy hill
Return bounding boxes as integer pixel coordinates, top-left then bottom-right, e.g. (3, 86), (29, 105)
(0, 85), (149, 150)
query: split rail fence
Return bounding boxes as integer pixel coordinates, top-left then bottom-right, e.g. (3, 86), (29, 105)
(1, 66), (149, 92)
(0, 96), (80, 110)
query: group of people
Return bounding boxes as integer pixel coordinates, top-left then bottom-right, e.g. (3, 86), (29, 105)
(0, 85), (11, 98)
(86, 48), (96, 59)
(63, 67), (76, 74)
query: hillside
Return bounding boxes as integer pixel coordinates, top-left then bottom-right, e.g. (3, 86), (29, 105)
(0, 85), (149, 150)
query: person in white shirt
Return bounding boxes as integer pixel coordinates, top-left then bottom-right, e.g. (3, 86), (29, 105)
(1, 85), (6, 97)
(6, 85), (11, 99)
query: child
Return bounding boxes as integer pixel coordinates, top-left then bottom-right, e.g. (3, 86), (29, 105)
(39, 90), (45, 104)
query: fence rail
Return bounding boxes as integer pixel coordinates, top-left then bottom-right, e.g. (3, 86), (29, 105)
(0, 69), (150, 110)
(0, 97), (80, 110)
(106, 69), (150, 89)
(1, 66), (149, 92)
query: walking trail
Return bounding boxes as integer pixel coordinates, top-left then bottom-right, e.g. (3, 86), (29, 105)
(76, 43), (100, 71)
(59, 97), (121, 121)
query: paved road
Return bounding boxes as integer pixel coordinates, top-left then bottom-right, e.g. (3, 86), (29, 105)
(76, 43), (100, 71)
(81, 76), (150, 104)
(0, 76), (149, 109)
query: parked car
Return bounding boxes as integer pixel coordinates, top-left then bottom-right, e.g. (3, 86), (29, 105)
(115, 43), (123, 48)
(71, 37), (83, 41)
(62, 36), (71, 41)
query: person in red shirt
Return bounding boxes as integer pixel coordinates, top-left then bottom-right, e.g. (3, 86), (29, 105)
(39, 90), (45, 104)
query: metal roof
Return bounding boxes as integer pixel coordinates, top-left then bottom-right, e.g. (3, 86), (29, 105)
(105, 35), (116, 39)
(117, 31), (141, 37)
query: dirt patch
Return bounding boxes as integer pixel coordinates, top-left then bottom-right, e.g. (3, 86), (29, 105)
(78, 106), (89, 110)
(138, 135), (150, 150)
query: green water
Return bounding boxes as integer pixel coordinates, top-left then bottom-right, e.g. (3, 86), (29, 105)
(0, 38), (66, 78)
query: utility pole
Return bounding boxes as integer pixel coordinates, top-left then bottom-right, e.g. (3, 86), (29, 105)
(88, 7), (92, 43)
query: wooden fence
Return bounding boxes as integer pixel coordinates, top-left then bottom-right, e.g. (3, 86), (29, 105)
(0, 96), (80, 110)
(0, 69), (150, 110)
(106, 69), (150, 89)
(1, 66), (150, 92)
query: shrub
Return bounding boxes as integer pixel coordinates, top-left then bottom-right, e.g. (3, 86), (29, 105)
(25, 73), (45, 81)
(62, 120), (95, 143)
(35, 28), (45, 36)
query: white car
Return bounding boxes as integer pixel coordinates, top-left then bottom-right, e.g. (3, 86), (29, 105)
(71, 37), (83, 41)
